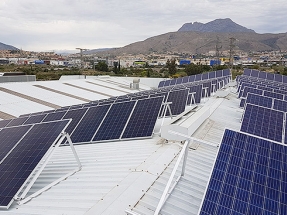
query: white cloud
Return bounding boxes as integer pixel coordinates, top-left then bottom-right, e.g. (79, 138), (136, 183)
(0, 0), (287, 51)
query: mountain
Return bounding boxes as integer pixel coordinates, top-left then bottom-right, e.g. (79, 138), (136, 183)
(178, 18), (255, 33)
(95, 31), (287, 56)
(0, 42), (18, 51)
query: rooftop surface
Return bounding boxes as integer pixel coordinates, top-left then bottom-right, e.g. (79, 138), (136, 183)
(0, 76), (241, 215)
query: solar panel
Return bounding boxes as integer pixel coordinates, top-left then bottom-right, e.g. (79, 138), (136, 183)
(63, 108), (88, 135)
(266, 72), (275, 81)
(202, 73), (208, 80)
(70, 104), (111, 143)
(6, 116), (29, 127)
(245, 93), (273, 108)
(241, 87), (263, 98)
(241, 104), (284, 143)
(0, 119), (12, 129)
(263, 91), (284, 100)
(199, 129), (287, 215)
(0, 120), (70, 209)
(274, 73), (283, 82)
(250, 69), (259, 78)
(165, 89), (189, 116)
(223, 69), (230, 77)
(209, 71), (216, 79)
(195, 74), (202, 81)
(158, 81), (165, 88)
(187, 84), (202, 104)
(273, 99), (287, 112)
(121, 96), (164, 139)
(182, 76), (189, 83)
(283, 76), (287, 84)
(163, 80), (171, 87)
(169, 79), (176, 86)
(0, 125), (32, 163)
(92, 101), (136, 141)
(175, 77), (183, 85)
(202, 81), (212, 97)
(23, 114), (47, 125)
(243, 69), (251, 76)
(215, 70), (223, 78)
(42, 111), (67, 122)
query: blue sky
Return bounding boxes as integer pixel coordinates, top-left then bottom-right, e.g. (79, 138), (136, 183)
(0, 0), (286, 52)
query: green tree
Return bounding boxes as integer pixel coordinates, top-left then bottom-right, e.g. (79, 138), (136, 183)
(95, 61), (109, 72)
(166, 59), (177, 75)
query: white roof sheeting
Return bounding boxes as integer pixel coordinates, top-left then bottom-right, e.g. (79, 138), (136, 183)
(0, 77), (244, 215)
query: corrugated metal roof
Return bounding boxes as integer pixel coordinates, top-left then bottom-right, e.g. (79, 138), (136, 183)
(0, 78), (242, 215)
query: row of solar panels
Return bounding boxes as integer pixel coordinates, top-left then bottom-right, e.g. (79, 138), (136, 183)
(198, 72), (287, 214)
(158, 69), (231, 88)
(199, 128), (287, 215)
(0, 119), (70, 208)
(20, 76), (229, 120)
(1, 96), (164, 144)
(242, 68), (287, 83)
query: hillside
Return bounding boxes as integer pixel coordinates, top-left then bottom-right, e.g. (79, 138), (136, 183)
(0, 42), (18, 51)
(95, 31), (287, 56)
(178, 18), (255, 33)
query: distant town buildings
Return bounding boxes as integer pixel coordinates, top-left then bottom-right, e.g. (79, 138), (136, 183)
(0, 49), (286, 68)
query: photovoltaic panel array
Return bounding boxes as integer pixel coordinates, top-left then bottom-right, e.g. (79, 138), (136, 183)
(241, 104), (284, 143)
(62, 108), (88, 135)
(158, 69), (231, 88)
(243, 69), (287, 83)
(199, 129), (287, 215)
(23, 114), (47, 125)
(0, 119), (70, 209)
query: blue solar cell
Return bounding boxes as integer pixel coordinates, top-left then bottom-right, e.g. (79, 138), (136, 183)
(202, 81), (212, 97)
(121, 96), (163, 139)
(241, 104), (284, 143)
(6, 116), (29, 127)
(0, 125), (32, 163)
(23, 114), (47, 125)
(0, 120), (69, 209)
(283, 76), (287, 84)
(243, 69), (252, 76)
(199, 129), (287, 215)
(186, 76), (193, 83)
(42, 111), (67, 122)
(63, 108), (88, 134)
(92, 101), (136, 141)
(158, 81), (165, 88)
(0, 119), (12, 129)
(70, 104), (111, 143)
(251, 69), (259, 78)
(209, 71), (216, 79)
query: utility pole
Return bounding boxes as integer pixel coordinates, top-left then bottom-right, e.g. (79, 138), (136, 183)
(229, 37), (236, 69)
(215, 36), (222, 66)
(76, 48), (88, 69)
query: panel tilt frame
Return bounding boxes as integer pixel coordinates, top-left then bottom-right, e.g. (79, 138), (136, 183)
(16, 132), (82, 205)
